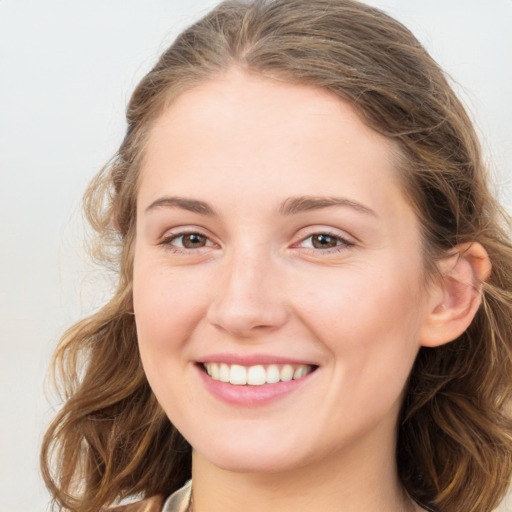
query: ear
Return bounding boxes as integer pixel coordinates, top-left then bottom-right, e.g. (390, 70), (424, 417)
(420, 242), (491, 348)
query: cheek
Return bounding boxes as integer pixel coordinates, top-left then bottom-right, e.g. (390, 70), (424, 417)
(297, 262), (424, 336)
(295, 260), (425, 384)
(302, 271), (423, 417)
(132, 263), (210, 413)
(133, 261), (209, 357)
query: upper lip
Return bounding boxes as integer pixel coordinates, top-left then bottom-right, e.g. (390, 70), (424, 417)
(198, 353), (318, 366)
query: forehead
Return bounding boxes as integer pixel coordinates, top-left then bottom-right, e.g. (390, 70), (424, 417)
(139, 69), (406, 215)
(148, 69), (393, 152)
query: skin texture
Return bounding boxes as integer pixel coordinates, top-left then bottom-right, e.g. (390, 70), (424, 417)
(132, 70), (477, 512)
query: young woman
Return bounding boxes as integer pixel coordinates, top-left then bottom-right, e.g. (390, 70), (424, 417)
(41, 1), (512, 511)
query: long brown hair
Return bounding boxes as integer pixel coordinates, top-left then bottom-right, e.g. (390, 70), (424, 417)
(41, 1), (512, 511)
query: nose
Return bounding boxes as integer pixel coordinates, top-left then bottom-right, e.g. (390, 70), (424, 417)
(206, 249), (289, 338)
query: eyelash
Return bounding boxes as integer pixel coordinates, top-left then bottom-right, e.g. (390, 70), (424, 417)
(159, 230), (355, 255)
(296, 231), (355, 254)
(159, 231), (215, 253)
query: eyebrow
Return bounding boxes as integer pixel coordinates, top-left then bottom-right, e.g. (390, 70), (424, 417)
(145, 196), (217, 215)
(279, 196), (377, 217)
(144, 194), (376, 217)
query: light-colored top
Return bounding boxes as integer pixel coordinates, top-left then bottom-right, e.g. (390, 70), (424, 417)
(162, 480), (192, 512)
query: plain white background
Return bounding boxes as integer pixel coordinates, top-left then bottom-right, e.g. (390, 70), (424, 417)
(1, 1), (511, 510)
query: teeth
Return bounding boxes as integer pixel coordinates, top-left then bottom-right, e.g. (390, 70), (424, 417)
(293, 366), (307, 379)
(280, 364), (294, 382)
(229, 364), (247, 385)
(219, 363), (230, 382)
(210, 363), (219, 380)
(203, 362), (314, 386)
(266, 364), (280, 384)
(247, 365), (266, 386)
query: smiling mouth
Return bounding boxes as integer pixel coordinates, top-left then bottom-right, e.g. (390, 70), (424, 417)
(200, 362), (317, 386)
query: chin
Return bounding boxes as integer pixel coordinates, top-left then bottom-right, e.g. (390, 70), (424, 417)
(191, 434), (317, 475)
(204, 453), (307, 475)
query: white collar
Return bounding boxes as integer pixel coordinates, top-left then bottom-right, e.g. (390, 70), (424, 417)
(161, 480), (192, 512)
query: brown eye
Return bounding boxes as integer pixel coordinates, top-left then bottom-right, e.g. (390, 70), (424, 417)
(181, 233), (208, 248)
(161, 231), (216, 253)
(311, 233), (340, 249)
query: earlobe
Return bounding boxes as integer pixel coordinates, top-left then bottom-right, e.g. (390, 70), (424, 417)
(420, 242), (491, 348)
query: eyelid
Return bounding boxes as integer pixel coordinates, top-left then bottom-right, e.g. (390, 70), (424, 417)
(292, 227), (356, 252)
(156, 225), (356, 254)
(158, 227), (219, 251)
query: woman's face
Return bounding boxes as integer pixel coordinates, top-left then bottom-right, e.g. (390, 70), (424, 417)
(133, 70), (434, 474)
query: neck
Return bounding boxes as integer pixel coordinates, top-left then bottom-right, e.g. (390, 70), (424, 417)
(190, 430), (417, 512)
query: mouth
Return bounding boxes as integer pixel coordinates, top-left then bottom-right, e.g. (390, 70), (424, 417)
(200, 362), (317, 386)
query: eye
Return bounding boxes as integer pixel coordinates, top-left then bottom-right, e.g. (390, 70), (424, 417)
(161, 232), (214, 250)
(308, 233), (340, 249)
(298, 232), (354, 251)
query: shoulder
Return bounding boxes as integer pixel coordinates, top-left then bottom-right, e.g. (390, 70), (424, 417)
(104, 495), (165, 512)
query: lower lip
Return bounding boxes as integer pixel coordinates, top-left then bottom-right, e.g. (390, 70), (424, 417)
(196, 365), (314, 406)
